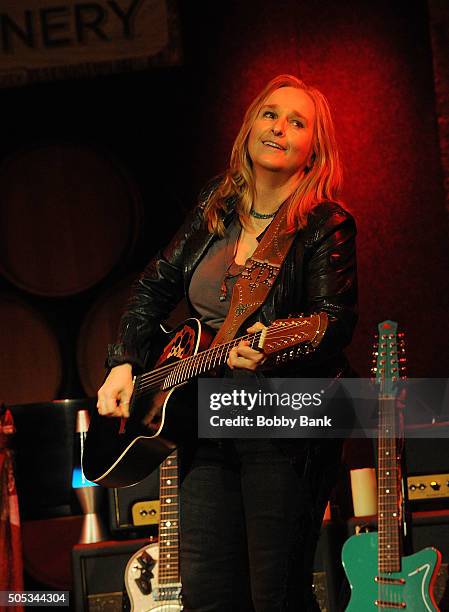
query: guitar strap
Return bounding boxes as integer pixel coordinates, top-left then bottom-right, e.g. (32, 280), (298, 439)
(211, 201), (297, 347)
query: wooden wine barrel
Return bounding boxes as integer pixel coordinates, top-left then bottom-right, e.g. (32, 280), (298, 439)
(0, 144), (142, 296)
(76, 275), (137, 397)
(77, 276), (190, 397)
(0, 294), (61, 404)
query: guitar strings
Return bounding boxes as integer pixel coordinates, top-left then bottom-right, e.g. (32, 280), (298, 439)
(138, 321), (302, 384)
(134, 321), (309, 397)
(135, 320), (312, 396)
(134, 331), (260, 397)
(378, 395), (400, 608)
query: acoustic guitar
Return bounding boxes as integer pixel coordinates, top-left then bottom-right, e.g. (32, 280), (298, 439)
(83, 313), (328, 487)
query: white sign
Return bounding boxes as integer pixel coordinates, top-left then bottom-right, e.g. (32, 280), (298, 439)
(0, 0), (181, 86)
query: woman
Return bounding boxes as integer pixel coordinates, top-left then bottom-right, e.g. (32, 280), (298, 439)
(98, 74), (357, 611)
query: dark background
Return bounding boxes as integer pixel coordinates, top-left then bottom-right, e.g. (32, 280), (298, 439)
(1, 0), (448, 403)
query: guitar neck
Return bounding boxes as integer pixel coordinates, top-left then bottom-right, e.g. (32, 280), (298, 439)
(161, 330), (264, 389)
(133, 315), (327, 399)
(158, 450), (180, 585)
(377, 396), (401, 573)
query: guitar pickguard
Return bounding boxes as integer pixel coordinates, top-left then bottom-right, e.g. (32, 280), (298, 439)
(125, 542), (182, 612)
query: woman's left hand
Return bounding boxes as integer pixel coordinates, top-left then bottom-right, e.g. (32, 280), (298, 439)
(227, 322), (267, 371)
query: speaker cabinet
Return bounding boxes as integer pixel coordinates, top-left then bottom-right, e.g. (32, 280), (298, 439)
(312, 520), (347, 612)
(72, 538), (153, 612)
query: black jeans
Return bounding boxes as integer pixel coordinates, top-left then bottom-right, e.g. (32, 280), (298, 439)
(179, 438), (341, 612)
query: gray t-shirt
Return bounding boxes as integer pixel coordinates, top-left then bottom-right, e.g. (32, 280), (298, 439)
(188, 217), (244, 330)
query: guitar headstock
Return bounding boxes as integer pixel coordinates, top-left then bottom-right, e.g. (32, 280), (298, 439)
(262, 312), (328, 356)
(370, 320), (406, 395)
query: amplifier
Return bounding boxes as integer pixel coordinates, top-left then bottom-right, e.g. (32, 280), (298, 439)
(407, 473), (449, 500)
(108, 469), (159, 537)
(404, 424), (449, 510)
(131, 500), (160, 526)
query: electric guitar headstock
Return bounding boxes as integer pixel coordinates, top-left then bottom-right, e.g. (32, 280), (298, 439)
(370, 320), (406, 396)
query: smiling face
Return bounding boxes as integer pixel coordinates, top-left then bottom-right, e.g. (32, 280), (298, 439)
(247, 86), (316, 180)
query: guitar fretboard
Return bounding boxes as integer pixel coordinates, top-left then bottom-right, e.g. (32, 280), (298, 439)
(162, 331), (263, 389)
(134, 330), (264, 397)
(158, 450), (180, 585)
(377, 396), (401, 573)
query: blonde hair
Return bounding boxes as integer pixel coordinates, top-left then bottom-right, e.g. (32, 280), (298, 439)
(203, 74), (343, 236)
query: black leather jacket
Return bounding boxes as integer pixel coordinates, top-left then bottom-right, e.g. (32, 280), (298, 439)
(107, 194), (358, 378)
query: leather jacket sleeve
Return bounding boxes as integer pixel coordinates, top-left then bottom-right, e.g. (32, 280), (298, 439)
(301, 203), (358, 365)
(106, 202), (206, 371)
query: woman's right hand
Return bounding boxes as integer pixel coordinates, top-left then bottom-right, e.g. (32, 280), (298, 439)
(97, 363), (134, 418)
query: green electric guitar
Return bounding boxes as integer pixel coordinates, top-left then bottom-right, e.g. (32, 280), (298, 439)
(342, 320), (441, 611)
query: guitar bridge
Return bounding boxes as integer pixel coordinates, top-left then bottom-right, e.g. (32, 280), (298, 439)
(374, 600), (406, 609)
(375, 576), (406, 585)
(153, 584), (182, 602)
